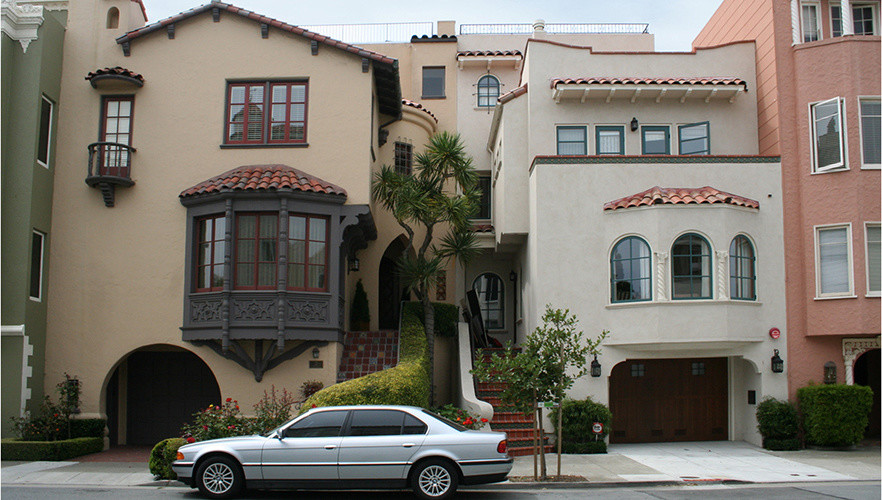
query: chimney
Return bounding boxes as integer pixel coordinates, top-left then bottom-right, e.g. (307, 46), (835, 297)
(532, 19), (547, 38)
(437, 20), (455, 37)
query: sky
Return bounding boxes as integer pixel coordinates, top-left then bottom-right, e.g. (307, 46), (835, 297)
(142, 0), (725, 52)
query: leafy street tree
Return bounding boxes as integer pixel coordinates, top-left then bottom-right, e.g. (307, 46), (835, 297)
(372, 131), (481, 404)
(471, 306), (608, 480)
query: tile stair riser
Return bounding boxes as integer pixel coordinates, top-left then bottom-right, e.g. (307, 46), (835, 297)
(507, 445), (555, 457)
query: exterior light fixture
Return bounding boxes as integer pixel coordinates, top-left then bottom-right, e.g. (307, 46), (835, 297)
(823, 361), (837, 384)
(771, 349), (784, 373)
(630, 117), (638, 131)
(509, 270), (517, 282)
(348, 257), (359, 272)
(590, 354), (601, 377)
(312, 347), (320, 359)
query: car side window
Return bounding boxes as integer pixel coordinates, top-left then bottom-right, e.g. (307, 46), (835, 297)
(347, 410), (404, 436)
(403, 414), (428, 435)
(284, 410), (348, 438)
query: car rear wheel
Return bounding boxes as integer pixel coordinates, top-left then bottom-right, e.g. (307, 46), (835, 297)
(411, 459), (458, 500)
(195, 456), (243, 499)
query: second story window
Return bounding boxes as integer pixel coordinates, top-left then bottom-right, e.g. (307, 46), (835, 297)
(816, 224), (852, 297)
(596, 126), (625, 155)
(810, 97), (844, 172)
(832, 3), (878, 36)
(37, 95), (53, 167)
(802, 2), (821, 42)
(678, 122), (710, 155)
(394, 141), (413, 175)
(287, 215), (329, 291)
(860, 98), (881, 168)
(672, 233), (712, 299)
(642, 126), (670, 155)
(99, 95), (134, 176)
(225, 81), (307, 146)
(477, 75), (500, 107)
(729, 235), (756, 300)
(422, 67), (445, 99)
(195, 216), (226, 292)
(475, 175), (491, 220)
(557, 126), (587, 155)
(235, 213), (278, 290)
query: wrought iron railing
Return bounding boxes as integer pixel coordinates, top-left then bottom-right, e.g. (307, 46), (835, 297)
(459, 23), (650, 35)
(297, 22), (434, 44)
(87, 142), (136, 179)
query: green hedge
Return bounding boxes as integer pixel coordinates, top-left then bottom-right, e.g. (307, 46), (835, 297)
(549, 398), (612, 454)
(149, 437), (186, 480)
(1, 437), (103, 461)
(403, 302), (459, 338)
(756, 398), (799, 450)
(798, 384), (874, 447)
(303, 306), (430, 410)
(70, 419), (106, 439)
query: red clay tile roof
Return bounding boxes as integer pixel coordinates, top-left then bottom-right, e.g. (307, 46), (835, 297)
(180, 165), (347, 198)
(603, 186), (759, 211)
(498, 83), (527, 104)
(410, 34), (457, 42)
(551, 77), (747, 89)
(85, 66), (145, 83)
(132, 0), (147, 21)
(457, 50), (522, 57)
(471, 224), (494, 233)
(402, 99), (438, 123)
(116, 2), (395, 66)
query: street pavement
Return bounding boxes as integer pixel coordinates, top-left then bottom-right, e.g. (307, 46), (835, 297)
(1, 441), (879, 490)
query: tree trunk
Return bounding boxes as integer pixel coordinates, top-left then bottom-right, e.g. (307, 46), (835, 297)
(422, 294), (435, 406)
(538, 408), (547, 480)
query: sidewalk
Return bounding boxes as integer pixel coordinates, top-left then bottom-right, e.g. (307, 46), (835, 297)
(1, 441), (879, 489)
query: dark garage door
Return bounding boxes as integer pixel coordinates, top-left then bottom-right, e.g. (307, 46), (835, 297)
(609, 358), (728, 443)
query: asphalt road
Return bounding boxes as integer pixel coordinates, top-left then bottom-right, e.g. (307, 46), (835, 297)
(2, 482), (880, 499)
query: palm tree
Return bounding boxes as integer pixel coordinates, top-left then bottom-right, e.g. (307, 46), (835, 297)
(373, 131), (480, 404)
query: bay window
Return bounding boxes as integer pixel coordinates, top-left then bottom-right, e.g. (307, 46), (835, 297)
(287, 215), (328, 291)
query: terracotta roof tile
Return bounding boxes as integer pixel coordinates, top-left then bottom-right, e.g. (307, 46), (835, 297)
(85, 66), (145, 83)
(402, 99), (438, 123)
(180, 164), (347, 198)
(410, 34), (457, 42)
(551, 77), (747, 89)
(471, 224), (494, 233)
(603, 186), (759, 211)
(498, 83), (527, 104)
(457, 50), (522, 57)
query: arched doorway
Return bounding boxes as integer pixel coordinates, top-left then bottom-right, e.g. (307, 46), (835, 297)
(854, 349), (880, 438)
(378, 236), (411, 330)
(104, 345), (220, 445)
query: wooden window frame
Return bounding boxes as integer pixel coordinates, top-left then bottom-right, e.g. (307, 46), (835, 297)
(641, 125), (671, 155)
(234, 212), (279, 290)
(195, 215), (226, 292)
(224, 80), (308, 146)
(394, 141), (413, 175)
(678, 121), (711, 155)
(595, 125), (625, 155)
(556, 125), (587, 155)
(287, 214), (330, 292)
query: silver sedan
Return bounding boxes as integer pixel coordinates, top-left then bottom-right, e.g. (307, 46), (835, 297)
(172, 405), (512, 499)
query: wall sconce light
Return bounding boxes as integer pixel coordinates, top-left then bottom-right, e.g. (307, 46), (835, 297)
(630, 117), (639, 132)
(348, 258), (359, 272)
(590, 354), (601, 377)
(771, 349), (784, 373)
(823, 361), (837, 384)
(509, 270), (517, 282)
(312, 347), (320, 359)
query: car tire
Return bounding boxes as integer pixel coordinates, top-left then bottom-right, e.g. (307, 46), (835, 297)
(411, 459), (458, 500)
(195, 455), (244, 499)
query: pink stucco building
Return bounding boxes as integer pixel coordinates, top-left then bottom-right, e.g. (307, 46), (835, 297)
(695, 0), (880, 437)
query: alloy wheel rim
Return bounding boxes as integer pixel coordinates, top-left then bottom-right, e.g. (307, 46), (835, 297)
(418, 465), (451, 497)
(203, 462), (234, 494)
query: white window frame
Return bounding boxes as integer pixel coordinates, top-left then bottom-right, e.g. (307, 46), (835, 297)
(858, 96), (881, 169)
(865, 222), (881, 297)
(29, 230), (45, 302)
(850, 3), (879, 35)
(801, 1), (822, 42)
(809, 97), (847, 173)
(37, 95), (53, 168)
(814, 223), (855, 299)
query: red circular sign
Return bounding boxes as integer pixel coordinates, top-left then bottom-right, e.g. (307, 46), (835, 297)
(592, 422), (604, 434)
(769, 327), (781, 339)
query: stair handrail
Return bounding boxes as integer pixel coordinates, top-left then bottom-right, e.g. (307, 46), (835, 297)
(456, 321), (493, 428)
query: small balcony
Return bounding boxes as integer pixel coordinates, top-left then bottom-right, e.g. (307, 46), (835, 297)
(85, 142), (136, 207)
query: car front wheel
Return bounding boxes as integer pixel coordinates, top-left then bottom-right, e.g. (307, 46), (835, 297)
(195, 456), (243, 499)
(411, 459), (458, 500)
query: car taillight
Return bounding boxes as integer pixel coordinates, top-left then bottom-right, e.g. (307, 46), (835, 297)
(497, 440), (507, 454)
(176, 452), (184, 460)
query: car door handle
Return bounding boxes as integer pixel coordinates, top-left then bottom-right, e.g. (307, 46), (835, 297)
(402, 443), (415, 448)
(325, 445), (337, 450)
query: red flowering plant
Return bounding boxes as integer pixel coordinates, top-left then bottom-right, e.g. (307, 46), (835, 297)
(181, 398), (245, 442)
(432, 404), (488, 430)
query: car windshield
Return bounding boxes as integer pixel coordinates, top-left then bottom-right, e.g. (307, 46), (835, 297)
(421, 409), (468, 432)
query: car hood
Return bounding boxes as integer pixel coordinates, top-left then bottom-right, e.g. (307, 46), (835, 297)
(180, 434), (266, 450)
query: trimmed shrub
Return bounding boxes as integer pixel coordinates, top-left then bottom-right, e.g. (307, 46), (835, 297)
(549, 398), (612, 454)
(798, 384), (874, 447)
(403, 301), (459, 338)
(69, 418), (106, 439)
(1, 437), (103, 461)
(302, 306), (430, 410)
(756, 397), (799, 450)
(149, 437), (186, 480)
(350, 279), (370, 331)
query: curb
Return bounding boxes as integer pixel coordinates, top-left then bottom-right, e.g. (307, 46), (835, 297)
(463, 479), (752, 490)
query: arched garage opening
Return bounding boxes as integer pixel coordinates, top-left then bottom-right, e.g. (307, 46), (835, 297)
(104, 344), (220, 446)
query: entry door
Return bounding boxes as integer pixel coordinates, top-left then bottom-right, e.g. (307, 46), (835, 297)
(609, 358), (728, 443)
(261, 410), (347, 480)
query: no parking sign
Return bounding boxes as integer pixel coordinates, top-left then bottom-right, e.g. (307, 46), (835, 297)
(592, 422), (604, 434)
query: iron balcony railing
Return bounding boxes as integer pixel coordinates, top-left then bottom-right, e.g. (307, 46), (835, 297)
(87, 142), (136, 180)
(459, 23), (650, 35)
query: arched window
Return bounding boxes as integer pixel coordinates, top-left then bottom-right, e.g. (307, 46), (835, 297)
(729, 235), (756, 300)
(610, 236), (651, 302)
(106, 7), (119, 29)
(477, 75), (500, 108)
(473, 273), (504, 330)
(671, 233), (712, 299)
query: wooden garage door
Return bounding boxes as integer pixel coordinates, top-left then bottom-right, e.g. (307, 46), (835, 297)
(609, 358), (728, 443)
